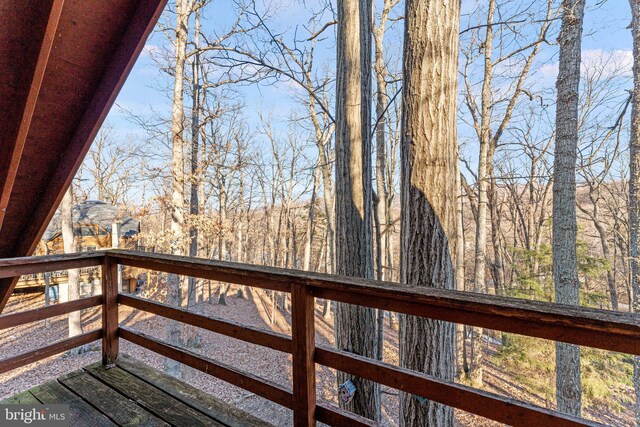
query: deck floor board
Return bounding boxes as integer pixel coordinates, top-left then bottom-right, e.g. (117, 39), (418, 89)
(1, 354), (273, 427)
(84, 362), (224, 427)
(29, 380), (117, 427)
(116, 355), (273, 427)
(1, 390), (40, 404)
(59, 369), (171, 427)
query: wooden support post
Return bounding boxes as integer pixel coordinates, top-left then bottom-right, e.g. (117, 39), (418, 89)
(291, 282), (316, 427)
(101, 256), (119, 366)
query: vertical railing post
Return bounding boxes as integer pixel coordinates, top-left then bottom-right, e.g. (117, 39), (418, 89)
(101, 254), (119, 366)
(291, 281), (316, 427)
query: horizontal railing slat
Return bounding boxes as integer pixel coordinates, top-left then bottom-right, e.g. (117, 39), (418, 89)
(315, 402), (378, 426)
(0, 330), (103, 375)
(118, 326), (294, 409)
(109, 251), (291, 292)
(315, 347), (603, 427)
(0, 295), (102, 330)
(0, 252), (104, 279)
(118, 294), (292, 353)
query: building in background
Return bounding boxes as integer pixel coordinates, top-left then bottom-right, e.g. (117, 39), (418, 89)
(17, 201), (140, 294)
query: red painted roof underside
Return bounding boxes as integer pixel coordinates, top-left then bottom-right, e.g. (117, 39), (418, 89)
(0, 0), (166, 312)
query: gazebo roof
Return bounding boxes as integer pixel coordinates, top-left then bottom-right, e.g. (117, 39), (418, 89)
(0, 0), (166, 311)
(43, 200), (140, 242)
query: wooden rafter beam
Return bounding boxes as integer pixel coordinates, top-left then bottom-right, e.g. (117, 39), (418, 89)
(0, 0), (65, 231)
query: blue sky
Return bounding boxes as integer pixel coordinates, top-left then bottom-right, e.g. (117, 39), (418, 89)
(106, 0), (633, 132)
(95, 0), (634, 201)
(106, 0), (336, 138)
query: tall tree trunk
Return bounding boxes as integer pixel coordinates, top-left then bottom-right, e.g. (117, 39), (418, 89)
(591, 216), (619, 310)
(303, 166), (320, 271)
(456, 170), (467, 378)
(218, 182), (229, 305)
(628, 0), (640, 423)
(334, 0), (379, 420)
(309, 103), (335, 274)
(372, 191), (385, 360)
(188, 8), (201, 308)
(553, 0), (585, 416)
(165, 0), (189, 378)
(61, 186), (83, 339)
(372, 1), (395, 358)
(469, 0), (496, 386)
(236, 150), (246, 297)
(488, 174), (505, 297)
(373, 0), (394, 283)
(399, 0), (459, 425)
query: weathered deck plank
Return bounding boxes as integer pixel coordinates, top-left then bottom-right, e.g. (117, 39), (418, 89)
(1, 355), (272, 426)
(1, 390), (40, 404)
(59, 369), (170, 427)
(29, 380), (116, 427)
(84, 362), (225, 427)
(117, 354), (274, 427)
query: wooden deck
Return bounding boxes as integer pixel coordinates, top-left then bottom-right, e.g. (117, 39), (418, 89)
(1, 354), (273, 427)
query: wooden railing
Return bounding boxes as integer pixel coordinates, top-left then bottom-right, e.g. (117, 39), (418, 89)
(1, 250), (638, 426)
(0, 253), (105, 374)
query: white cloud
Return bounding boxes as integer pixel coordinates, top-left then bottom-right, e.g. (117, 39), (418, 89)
(539, 62), (559, 78)
(141, 43), (161, 58)
(539, 49), (632, 80)
(582, 49), (632, 77)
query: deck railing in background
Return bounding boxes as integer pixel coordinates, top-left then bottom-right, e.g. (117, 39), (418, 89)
(1, 250), (638, 427)
(0, 252), (104, 374)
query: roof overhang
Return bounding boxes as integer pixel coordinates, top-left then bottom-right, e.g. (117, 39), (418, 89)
(0, 0), (167, 311)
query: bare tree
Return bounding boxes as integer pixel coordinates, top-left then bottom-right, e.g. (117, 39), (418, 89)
(398, 0), (459, 425)
(165, 0), (193, 378)
(187, 7), (203, 308)
(333, 0), (380, 420)
(61, 186), (83, 342)
(628, 0), (640, 422)
(553, 0), (585, 416)
(78, 126), (141, 206)
(577, 59), (631, 311)
(460, 0), (555, 384)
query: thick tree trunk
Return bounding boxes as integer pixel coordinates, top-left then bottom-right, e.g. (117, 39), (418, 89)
(553, 0), (585, 416)
(61, 186), (83, 339)
(399, 0), (459, 425)
(628, 0), (640, 423)
(334, 0), (380, 421)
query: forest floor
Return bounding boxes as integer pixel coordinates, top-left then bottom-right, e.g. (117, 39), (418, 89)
(0, 285), (632, 426)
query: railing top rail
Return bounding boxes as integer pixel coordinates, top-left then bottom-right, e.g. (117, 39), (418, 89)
(105, 249), (639, 354)
(0, 252), (105, 279)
